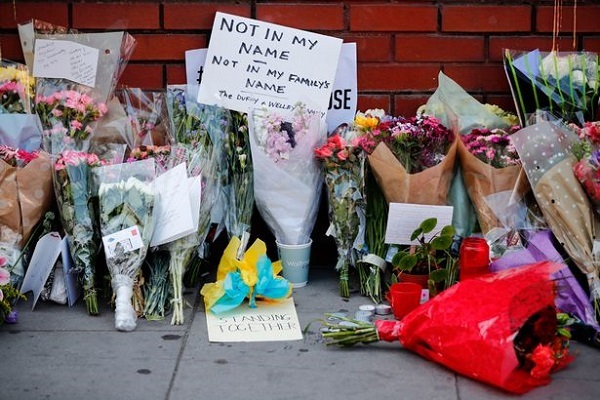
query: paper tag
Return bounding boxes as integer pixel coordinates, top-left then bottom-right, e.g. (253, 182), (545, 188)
(102, 226), (144, 258)
(33, 39), (99, 87)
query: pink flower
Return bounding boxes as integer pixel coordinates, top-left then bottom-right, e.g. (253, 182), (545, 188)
(337, 149), (349, 161)
(0, 266), (10, 285)
(0, 288), (4, 301)
(314, 146), (333, 159)
(70, 120), (83, 131)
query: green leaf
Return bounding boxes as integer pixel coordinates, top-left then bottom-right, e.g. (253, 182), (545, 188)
(431, 235), (452, 250)
(440, 225), (455, 237)
(410, 228), (423, 241)
(419, 218), (437, 234)
(429, 268), (448, 283)
(398, 255), (417, 271)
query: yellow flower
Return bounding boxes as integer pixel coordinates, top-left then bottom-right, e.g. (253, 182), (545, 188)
(354, 114), (379, 130)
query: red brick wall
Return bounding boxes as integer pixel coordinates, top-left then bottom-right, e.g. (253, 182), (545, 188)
(1, 1), (599, 116)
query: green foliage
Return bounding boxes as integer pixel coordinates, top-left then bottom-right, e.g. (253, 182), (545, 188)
(391, 217), (458, 290)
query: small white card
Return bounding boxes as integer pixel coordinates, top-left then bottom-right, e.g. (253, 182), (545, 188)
(33, 39), (99, 87)
(185, 48), (209, 100)
(20, 232), (63, 310)
(150, 163), (197, 247)
(102, 225), (144, 258)
(385, 203), (454, 245)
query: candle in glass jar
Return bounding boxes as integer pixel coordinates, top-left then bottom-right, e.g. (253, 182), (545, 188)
(459, 237), (490, 280)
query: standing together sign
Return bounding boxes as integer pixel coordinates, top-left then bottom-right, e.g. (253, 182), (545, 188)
(199, 12), (343, 116)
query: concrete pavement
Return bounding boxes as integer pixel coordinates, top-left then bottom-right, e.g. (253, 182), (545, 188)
(2, 267), (600, 400)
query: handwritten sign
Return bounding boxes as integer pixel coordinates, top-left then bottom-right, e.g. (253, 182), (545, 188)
(33, 39), (99, 87)
(205, 297), (303, 342)
(199, 12), (343, 115)
(385, 203), (454, 245)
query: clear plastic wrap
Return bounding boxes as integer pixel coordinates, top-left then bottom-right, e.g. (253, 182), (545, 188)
(512, 121), (600, 320)
(504, 49), (600, 126)
(94, 159), (156, 331)
(249, 102), (325, 245)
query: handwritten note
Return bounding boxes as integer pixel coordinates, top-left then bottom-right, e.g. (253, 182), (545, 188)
(102, 225), (145, 258)
(385, 203), (454, 245)
(33, 39), (99, 87)
(199, 12), (342, 115)
(20, 232), (63, 310)
(150, 163), (197, 247)
(205, 297), (303, 342)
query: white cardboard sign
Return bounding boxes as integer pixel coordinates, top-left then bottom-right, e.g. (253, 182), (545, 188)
(198, 12), (343, 116)
(385, 203), (454, 245)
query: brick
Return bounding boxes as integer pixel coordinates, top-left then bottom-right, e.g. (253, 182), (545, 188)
(583, 37), (600, 53)
(394, 95), (431, 118)
(118, 63), (164, 90)
(443, 64), (510, 92)
(537, 6), (600, 33)
(489, 36), (576, 62)
(342, 35), (391, 62)
(396, 35), (484, 62)
(166, 64), (186, 85)
(0, 34), (24, 62)
(357, 95), (391, 115)
(131, 34), (207, 62)
(256, 4), (345, 31)
(164, 3), (251, 30)
(0, 2), (68, 29)
(350, 4), (437, 32)
(442, 5), (531, 33)
(358, 64), (440, 92)
(73, 3), (159, 30)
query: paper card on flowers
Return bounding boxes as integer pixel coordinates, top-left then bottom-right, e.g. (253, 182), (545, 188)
(205, 297), (303, 342)
(199, 12), (342, 116)
(385, 203), (454, 245)
(149, 162), (196, 247)
(102, 225), (144, 258)
(32, 39), (99, 87)
(20, 232), (62, 310)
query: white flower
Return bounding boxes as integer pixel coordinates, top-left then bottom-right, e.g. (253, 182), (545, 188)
(540, 52), (570, 81)
(572, 70), (585, 87)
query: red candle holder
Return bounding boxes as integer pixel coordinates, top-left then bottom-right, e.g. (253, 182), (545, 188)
(459, 237), (490, 281)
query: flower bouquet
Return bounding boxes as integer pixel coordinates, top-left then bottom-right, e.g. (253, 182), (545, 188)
(458, 125), (531, 238)
(166, 85), (222, 288)
(512, 121), (600, 321)
(249, 102), (324, 251)
(352, 110), (392, 303)
(201, 236), (291, 314)
(53, 150), (107, 315)
(0, 145), (53, 254)
(223, 110), (253, 248)
(318, 262), (573, 394)
(366, 113), (457, 206)
(95, 159), (156, 331)
(32, 30), (136, 152)
(504, 49), (600, 126)
(314, 130), (365, 298)
(571, 121), (600, 214)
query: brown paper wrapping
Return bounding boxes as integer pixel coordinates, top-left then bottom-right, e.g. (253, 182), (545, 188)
(0, 160), (21, 243)
(367, 140), (457, 205)
(457, 139), (530, 234)
(0, 152), (53, 247)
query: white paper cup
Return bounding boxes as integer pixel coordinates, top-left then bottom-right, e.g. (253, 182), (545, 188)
(276, 239), (312, 288)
